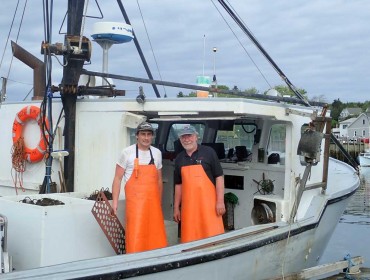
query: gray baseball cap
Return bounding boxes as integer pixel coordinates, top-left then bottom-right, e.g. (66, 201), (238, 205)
(178, 125), (197, 137)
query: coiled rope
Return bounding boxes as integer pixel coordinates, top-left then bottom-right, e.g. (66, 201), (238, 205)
(11, 137), (26, 194)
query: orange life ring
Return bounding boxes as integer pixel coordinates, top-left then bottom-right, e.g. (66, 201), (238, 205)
(12, 105), (49, 163)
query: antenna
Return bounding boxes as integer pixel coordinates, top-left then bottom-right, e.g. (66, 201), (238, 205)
(196, 35), (211, 98)
(202, 35), (206, 76)
(212, 47), (217, 82)
(212, 47), (218, 97)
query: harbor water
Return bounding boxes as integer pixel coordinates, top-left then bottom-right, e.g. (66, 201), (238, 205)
(319, 166), (370, 267)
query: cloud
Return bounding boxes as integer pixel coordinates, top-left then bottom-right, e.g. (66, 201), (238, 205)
(1, 0), (369, 102)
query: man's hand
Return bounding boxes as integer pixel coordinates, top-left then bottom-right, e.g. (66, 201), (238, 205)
(173, 207), (181, 223)
(112, 202), (118, 215)
(216, 202), (226, 216)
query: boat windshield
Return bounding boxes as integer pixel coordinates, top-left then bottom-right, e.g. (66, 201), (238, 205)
(215, 124), (257, 152)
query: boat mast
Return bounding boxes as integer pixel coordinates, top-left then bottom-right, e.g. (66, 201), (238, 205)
(62, 0), (86, 192)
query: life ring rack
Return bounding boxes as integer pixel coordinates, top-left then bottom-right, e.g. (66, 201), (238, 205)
(12, 105), (49, 163)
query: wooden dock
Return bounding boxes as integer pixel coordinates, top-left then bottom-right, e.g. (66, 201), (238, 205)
(330, 143), (369, 164)
(325, 267), (370, 280)
(272, 256), (370, 279)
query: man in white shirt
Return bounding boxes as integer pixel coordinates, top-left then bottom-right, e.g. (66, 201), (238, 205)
(112, 122), (167, 253)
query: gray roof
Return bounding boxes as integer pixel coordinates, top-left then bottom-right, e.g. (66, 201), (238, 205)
(345, 108), (362, 114)
(339, 117), (357, 124)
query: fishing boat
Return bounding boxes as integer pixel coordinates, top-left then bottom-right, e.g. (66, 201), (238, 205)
(358, 151), (370, 167)
(0, 1), (360, 279)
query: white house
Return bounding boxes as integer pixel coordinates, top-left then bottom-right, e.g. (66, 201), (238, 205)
(338, 118), (357, 138)
(347, 112), (370, 140)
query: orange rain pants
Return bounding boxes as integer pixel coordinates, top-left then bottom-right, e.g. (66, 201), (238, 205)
(125, 160), (167, 253)
(180, 164), (224, 243)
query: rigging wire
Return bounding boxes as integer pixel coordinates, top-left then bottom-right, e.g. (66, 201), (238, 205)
(4, 78), (32, 86)
(217, 2), (356, 170)
(210, 0), (272, 89)
(40, 0), (55, 193)
(41, 0), (53, 143)
(7, 0), (30, 193)
(116, 0), (161, 98)
(40, 0), (67, 193)
(216, 0), (310, 106)
(0, 0), (20, 70)
(22, 87), (33, 101)
(58, 0), (103, 35)
(5, 0), (28, 82)
(51, 53), (68, 67)
(280, 177), (302, 279)
(136, 0), (167, 97)
(79, 0), (90, 51)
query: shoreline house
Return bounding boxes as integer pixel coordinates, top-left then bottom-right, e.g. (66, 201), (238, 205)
(338, 118), (357, 139)
(338, 108), (370, 142)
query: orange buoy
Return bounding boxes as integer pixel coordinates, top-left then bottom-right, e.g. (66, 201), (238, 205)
(12, 105), (49, 163)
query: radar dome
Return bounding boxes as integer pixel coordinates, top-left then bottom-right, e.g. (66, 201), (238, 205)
(91, 22), (134, 44)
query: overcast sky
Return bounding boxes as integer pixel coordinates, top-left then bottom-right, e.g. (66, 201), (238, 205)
(1, 1), (369, 103)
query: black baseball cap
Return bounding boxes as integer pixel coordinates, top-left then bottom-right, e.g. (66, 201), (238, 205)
(136, 122), (154, 134)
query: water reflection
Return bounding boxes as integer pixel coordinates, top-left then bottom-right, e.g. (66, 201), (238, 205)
(343, 167), (370, 217)
(320, 166), (370, 267)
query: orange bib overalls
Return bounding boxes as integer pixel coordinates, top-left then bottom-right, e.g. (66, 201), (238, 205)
(180, 164), (224, 243)
(125, 146), (167, 253)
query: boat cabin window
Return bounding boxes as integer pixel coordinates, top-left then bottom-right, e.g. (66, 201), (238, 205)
(165, 123), (205, 152)
(267, 124), (286, 164)
(215, 123), (257, 155)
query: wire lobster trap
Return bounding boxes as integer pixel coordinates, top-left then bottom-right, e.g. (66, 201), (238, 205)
(91, 192), (126, 254)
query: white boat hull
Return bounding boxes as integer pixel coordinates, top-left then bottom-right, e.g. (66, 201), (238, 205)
(0, 188), (356, 280)
(0, 155), (359, 279)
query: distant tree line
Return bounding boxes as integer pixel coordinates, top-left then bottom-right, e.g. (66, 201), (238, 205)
(177, 85), (370, 128)
(176, 85), (302, 98)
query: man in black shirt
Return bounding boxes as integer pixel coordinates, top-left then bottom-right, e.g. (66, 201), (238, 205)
(173, 125), (225, 242)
